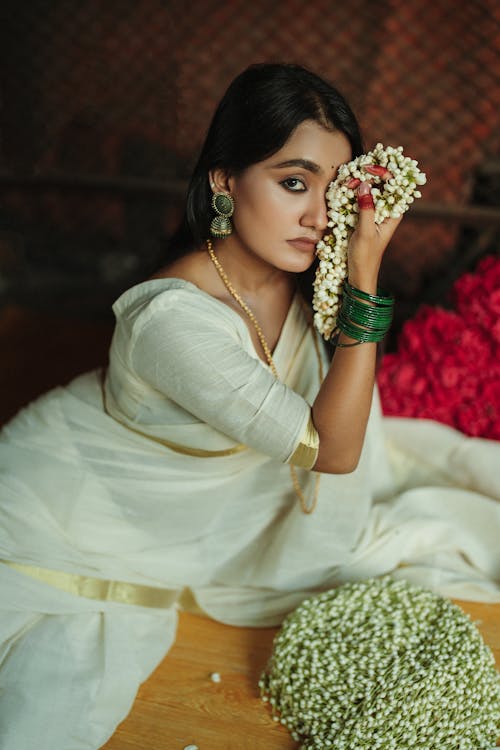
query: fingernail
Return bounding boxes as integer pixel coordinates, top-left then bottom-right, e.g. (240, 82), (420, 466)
(358, 181), (371, 195)
(365, 165), (392, 179)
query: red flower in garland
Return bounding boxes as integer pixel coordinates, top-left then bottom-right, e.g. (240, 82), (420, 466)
(377, 255), (500, 440)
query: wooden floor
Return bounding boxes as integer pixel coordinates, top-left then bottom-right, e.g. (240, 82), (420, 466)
(102, 601), (500, 750)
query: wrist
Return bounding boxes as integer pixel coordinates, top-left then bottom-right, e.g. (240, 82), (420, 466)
(346, 259), (380, 294)
(346, 271), (379, 296)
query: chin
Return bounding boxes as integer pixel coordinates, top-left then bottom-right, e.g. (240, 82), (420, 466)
(287, 254), (316, 274)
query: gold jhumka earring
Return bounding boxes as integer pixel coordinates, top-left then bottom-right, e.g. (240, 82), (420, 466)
(210, 192), (235, 238)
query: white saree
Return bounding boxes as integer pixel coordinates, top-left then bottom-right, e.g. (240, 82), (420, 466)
(0, 278), (499, 749)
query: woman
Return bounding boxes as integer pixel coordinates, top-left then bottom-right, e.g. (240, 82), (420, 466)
(0, 63), (498, 750)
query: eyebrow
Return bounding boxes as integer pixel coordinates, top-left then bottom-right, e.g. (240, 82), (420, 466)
(270, 158), (322, 174)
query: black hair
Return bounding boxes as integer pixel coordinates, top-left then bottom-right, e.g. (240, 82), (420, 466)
(167, 62), (363, 307)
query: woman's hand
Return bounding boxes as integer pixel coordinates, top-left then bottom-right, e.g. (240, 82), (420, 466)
(345, 168), (403, 290)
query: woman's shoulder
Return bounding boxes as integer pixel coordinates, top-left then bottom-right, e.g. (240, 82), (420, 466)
(112, 251), (241, 332)
(149, 249), (213, 289)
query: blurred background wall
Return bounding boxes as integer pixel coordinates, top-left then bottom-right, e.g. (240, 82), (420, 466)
(0, 0), (499, 422)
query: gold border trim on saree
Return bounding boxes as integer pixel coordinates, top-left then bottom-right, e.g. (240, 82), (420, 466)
(106, 416), (248, 457)
(288, 413), (320, 470)
(2, 560), (181, 609)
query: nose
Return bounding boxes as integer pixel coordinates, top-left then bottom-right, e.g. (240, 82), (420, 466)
(301, 191), (328, 235)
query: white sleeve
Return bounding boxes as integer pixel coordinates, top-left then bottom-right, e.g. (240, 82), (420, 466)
(130, 289), (317, 465)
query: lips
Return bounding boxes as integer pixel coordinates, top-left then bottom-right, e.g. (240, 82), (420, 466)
(287, 238), (318, 252)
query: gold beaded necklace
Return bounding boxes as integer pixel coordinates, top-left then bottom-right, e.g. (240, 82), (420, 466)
(206, 238), (322, 514)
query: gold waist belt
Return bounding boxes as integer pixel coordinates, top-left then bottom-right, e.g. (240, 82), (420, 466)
(2, 560), (181, 609)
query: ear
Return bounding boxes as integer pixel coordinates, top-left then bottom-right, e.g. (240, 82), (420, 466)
(208, 167), (232, 194)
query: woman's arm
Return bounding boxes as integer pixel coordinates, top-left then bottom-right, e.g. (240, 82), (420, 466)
(312, 181), (402, 474)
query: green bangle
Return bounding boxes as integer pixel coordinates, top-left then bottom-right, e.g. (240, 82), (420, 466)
(333, 281), (395, 346)
(342, 299), (393, 326)
(344, 280), (394, 307)
(339, 318), (390, 335)
(331, 326), (388, 346)
(331, 333), (362, 348)
(338, 309), (390, 331)
(337, 306), (391, 335)
(336, 312), (389, 342)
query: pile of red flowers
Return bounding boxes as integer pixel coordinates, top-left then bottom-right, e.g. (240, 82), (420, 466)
(377, 255), (500, 440)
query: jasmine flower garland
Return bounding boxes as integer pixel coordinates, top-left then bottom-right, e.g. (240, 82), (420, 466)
(259, 576), (500, 749)
(313, 144), (427, 341)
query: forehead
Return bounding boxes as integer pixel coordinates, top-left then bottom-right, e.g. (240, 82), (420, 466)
(268, 120), (352, 174)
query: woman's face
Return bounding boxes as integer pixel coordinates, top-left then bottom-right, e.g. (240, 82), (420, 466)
(213, 120), (352, 275)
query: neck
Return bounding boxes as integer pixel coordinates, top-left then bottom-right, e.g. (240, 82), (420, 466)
(208, 237), (291, 296)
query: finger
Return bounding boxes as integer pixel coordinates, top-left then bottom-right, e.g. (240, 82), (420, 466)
(365, 165), (393, 180)
(355, 181), (377, 240)
(357, 181), (374, 211)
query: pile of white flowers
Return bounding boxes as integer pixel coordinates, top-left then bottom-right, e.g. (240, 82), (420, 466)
(259, 576), (500, 749)
(313, 143), (427, 341)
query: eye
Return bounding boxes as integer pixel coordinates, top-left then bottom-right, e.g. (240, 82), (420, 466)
(280, 177), (307, 192)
